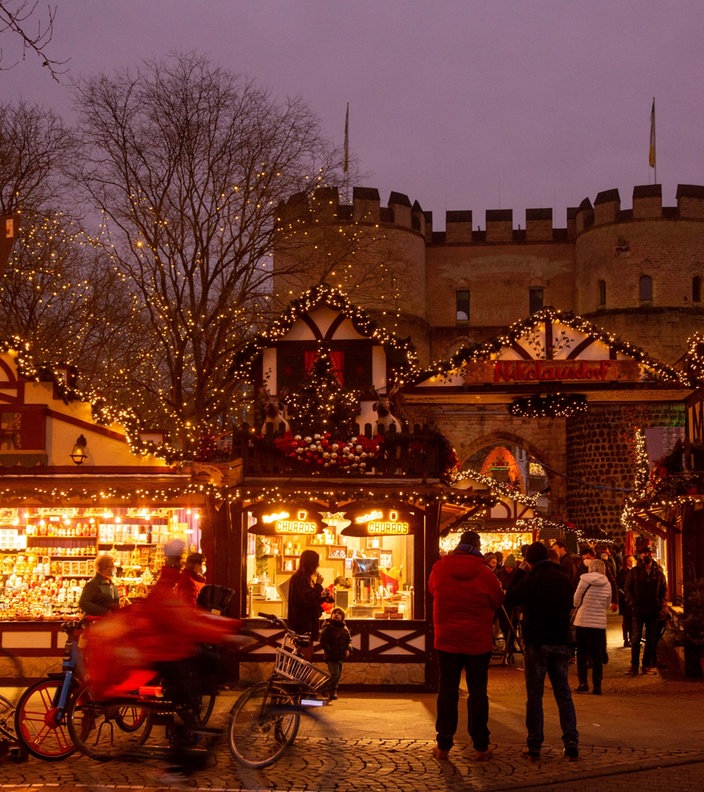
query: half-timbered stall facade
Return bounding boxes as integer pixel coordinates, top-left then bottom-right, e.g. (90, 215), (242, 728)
(210, 285), (550, 689)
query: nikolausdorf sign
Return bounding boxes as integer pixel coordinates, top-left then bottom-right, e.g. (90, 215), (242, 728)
(341, 506), (418, 537)
(249, 504), (324, 535)
(461, 359), (641, 385)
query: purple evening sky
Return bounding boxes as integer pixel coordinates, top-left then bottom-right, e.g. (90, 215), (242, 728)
(3, 0), (704, 230)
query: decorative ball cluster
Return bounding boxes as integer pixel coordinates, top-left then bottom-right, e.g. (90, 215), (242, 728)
(274, 432), (382, 470)
(507, 393), (588, 419)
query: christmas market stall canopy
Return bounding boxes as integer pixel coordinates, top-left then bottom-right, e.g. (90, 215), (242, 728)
(406, 306), (695, 411)
(0, 340), (211, 502)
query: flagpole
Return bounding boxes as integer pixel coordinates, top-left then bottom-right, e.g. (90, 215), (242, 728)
(343, 103), (350, 203)
(649, 98), (657, 184)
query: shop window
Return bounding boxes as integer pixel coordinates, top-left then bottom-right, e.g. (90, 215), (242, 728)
(639, 274), (653, 302)
(693, 276), (702, 303)
(456, 290), (470, 322)
(0, 506), (202, 619)
(245, 514), (415, 620)
(598, 279), (606, 307)
(529, 287), (544, 314)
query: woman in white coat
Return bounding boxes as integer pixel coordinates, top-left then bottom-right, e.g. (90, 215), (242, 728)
(573, 558), (612, 694)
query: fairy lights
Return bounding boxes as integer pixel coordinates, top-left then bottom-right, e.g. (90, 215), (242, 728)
(420, 306), (691, 386)
(508, 393), (588, 419)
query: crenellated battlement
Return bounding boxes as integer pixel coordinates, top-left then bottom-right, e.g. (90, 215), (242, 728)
(275, 186), (427, 235)
(276, 183), (704, 245)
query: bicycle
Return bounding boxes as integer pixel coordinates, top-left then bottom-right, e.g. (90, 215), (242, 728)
(13, 617), (149, 761)
(66, 643), (234, 762)
(227, 612), (331, 769)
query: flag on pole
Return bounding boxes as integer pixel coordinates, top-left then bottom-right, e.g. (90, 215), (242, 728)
(649, 99), (656, 169)
(343, 103), (349, 174)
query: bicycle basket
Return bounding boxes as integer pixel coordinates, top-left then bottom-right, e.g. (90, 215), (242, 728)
(274, 648), (331, 692)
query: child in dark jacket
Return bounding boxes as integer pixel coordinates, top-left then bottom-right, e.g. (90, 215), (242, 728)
(319, 606), (352, 700)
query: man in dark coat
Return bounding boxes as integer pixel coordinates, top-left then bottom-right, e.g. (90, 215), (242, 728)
(505, 541), (579, 762)
(551, 541), (579, 589)
(624, 545), (667, 675)
(79, 554), (119, 615)
(428, 530), (504, 762)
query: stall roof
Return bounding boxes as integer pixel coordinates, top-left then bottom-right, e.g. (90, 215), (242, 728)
(406, 307), (695, 407)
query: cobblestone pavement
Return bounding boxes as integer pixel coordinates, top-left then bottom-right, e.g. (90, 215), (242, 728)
(2, 738), (704, 791)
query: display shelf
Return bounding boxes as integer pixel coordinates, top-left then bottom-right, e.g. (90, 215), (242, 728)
(50, 554), (95, 559)
(98, 542), (155, 549)
(0, 507), (199, 621)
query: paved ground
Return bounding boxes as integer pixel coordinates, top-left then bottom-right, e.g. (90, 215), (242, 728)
(2, 617), (704, 791)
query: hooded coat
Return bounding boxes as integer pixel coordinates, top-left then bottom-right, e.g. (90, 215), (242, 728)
(428, 549), (504, 654)
(573, 571), (612, 629)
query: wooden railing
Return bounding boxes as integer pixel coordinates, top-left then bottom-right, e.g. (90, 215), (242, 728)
(228, 423), (450, 480)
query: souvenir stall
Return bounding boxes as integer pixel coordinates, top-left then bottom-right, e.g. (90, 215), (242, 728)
(0, 347), (208, 683)
(439, 470), (539, 556)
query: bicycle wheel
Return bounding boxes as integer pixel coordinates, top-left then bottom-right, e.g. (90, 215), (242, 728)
(0, 693), (16, 740)
(14, 678), (76, 760)
(67, 683), (152, 761)
(228, 681), (300, 768)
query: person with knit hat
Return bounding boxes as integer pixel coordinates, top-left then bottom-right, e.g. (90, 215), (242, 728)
(504, 541), (579, 762)
(428, 530), (504, 762)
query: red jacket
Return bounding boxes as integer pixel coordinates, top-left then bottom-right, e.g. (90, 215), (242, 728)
(176, 567), (206, 607)
(429, 550), (504, 654)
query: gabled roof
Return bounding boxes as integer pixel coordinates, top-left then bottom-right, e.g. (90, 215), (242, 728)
(229, 282), (419, 382)
(410, 306), (693, 406)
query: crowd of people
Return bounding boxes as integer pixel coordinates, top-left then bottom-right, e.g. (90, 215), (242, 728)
(77, 532), (667, 777)
(428, 533), (668, 764)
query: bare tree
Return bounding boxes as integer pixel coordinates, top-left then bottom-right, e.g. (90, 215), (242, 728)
(72, 52), (342, 451)
(0, 101), (137, 398)
(0, 209), (138, 383)
(0, 101), (74, 213)
(0, 1), (67, 80)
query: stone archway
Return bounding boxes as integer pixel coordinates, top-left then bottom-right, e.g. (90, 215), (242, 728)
(460, 430), (562, 516)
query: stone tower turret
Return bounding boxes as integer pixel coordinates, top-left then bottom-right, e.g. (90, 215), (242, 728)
(575, 184), (704, 363)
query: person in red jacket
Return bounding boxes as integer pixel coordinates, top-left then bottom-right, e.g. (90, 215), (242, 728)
(429, 530), (504, 762)
(176, 552), (206, 606)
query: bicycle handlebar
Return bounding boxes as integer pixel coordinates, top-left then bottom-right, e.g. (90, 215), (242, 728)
(61, 615), (91, 634)
(257, 612), (311, 645)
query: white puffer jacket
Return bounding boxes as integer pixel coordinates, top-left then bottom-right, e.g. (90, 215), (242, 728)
(573, 572), (612, 629)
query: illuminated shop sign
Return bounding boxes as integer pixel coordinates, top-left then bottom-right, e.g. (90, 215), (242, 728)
(460, 359), (641, 385)
(342, 506), (417, 537)
(355, 509), (410, 535)
(250, 505), (323, 535)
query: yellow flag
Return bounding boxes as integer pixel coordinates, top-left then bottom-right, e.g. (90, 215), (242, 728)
(649, 99), (656, 169)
